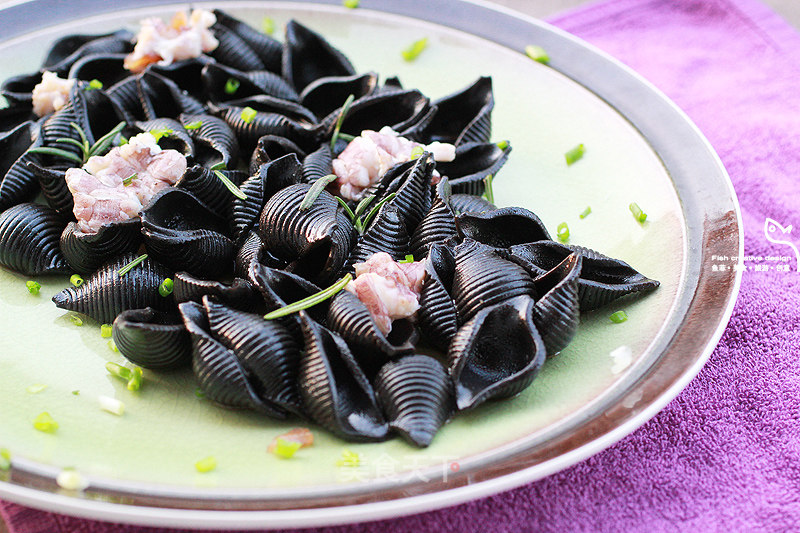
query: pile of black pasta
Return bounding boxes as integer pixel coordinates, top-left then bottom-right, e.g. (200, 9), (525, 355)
(0, 11), (659, 447)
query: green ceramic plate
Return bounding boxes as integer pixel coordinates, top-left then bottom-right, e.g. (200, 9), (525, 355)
(0, 0), (742, 529)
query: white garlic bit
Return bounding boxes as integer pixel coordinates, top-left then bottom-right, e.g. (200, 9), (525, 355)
(31, 71), (75, 117)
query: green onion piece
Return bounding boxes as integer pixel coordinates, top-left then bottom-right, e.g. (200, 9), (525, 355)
(26, 384), (47, 394)
(336, 197), (357, 223)
(88, 79), (103, 90)
(402, 37), (429, 62)
(98, 395), (125, 416)
(127, 366), (143, 391)
(483, 174), (495, 204)
(241, 106), (257, 124)
(194, 388), (206, 399)
(117, 254), (148, 276)
(149, 127), (173, 142)
(106, 362), (132, 381)
(195, 456), (217, 473)
(119, 135), (128, 146)
(184, 120), (203, 130)
(71, 390), (80, 396)
(609, 310), (629, 323)
(108, 339), (119, 353)
(299, 174), (338, 211)
(26, 280), (41, 295)
(159, 278), (174, 297)
(262, 17), (275, 35)
(100, 323), (113, 338)
(409, 145), (424, 159)
(579, 206), (592, 219)
(273, 438), (302, 459)
(87, 121), (126, 158)
(330, 94), (355, 150)
(343, 0), (360, 8)
(525, 44), (550, 64)
(557, 222), (570, 242)
(399, 254), (415, 264)
(224, 77), (241, 95)
(497, 140), (510, 150)
(70, 274), (84, 287)
(122, 173), (137, 186)
(565, 143), (585, 166)
(213, 170), (247, 200)
(353, 194), (375, 219)
(210, 161), (227, 171)
(356, 192), (396, 234)
(26, 147), (84, 165)
(69, 314), (84, 326)
(33, 412), (58, 433)
(336, 449), (360, 467)
(629, 202), (647, 223)
(0, 448), (10, 471)
(264, 274), (352, 320)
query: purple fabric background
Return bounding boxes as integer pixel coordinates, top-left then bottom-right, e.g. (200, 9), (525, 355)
(3, 0), (800, 530)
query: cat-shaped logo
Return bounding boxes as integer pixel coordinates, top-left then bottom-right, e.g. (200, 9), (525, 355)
(764, 218), (799, 272)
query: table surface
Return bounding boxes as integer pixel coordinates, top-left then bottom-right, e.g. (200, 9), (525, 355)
(0, 1), (796, 532)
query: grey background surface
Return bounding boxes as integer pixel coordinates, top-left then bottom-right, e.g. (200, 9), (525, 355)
(495, 0), (800, 28)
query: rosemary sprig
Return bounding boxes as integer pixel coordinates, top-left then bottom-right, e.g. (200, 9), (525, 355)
(483, 174), (495, 204)
(264, 274), (352, 320)
(117, 254), (148, 277)
(330, 94), (355, 150)
(337, 192), (397, 234)
(28, 121), (126, 165)
(213, 170), (247, 200)
(299, 174), (338, 210)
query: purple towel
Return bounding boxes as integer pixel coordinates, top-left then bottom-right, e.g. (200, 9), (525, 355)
(3, 0), (800, 530)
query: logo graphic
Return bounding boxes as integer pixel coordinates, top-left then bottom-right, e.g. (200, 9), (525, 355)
(765, 218), (800, 272)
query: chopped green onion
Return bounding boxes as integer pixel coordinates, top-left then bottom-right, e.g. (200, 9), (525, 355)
(609, 310), (629, 324)
(557, 222), (570, 242)
(213, 170), (247, 200)
(26, 280), (41, 295)
(496, 140), (509, 150)
(299, 174), (338, 211)
(262, 17), (275, 35)
(117, 254), (148, 276)
(356, 192), (396, 234)
(70, 274), (84, 287)
(184, 120), (203, 130)
(272, 438), (302, 459)
(0, 448), (10, 471)
(71, 390), (80, 396)
(119, 135), (128, 146)
(629, 202), (647, 223)
(100, 323), (113, 338)
(210, 161), (227, 171)
(241, 106), (257, 124)
(399, 254), (415, 264)
(98, 395), (125, 416)
(410, 145), (424, 159)
(108, 339), (119, 352)
(149, 127), (173, 142)
(579, 206), (592, 219)
(195, 456), (217, 473)
(159, 278), (174, 297)
(106, 362), (132, 381)
(26, 384), (47, 394)
(194, 388), (206, 399)
(122, 173), (137, 186)
(343, 0), (360, 7)
(224, 77), (241, 95)
(565, 144), (585, 166)
(264, 274), (352, 320)
(483, 174), (495, 204)
(524, 44), (550, 64)
(127, 367), (143, 391)
(336, 449), (360, 467)
(330, 94), (355, 150)
(88, 79), (103, 90)
(33, 412), (58, 433)
(56, 468), (88, 491)
(69, 314), (83, 326)
(402, 37), (428, 62)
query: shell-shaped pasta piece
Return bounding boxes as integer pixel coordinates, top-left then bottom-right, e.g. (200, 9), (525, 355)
(532, 253), (582, 357)
(449, 193), (497, 216)
(60, 219), (142, 274)
(112, 307), (191, 370)
(455, 206), (551, 248)
(201, 62), (298, 103)
(0, 202), (69, 275)
(282, 20), (356, 92)
(299, 72), (378, 120)
(424, 76), (494, 146)
(344, 204), (410, 272)
(409, 177), (457, 258)
(418, 243), (458, 352)
(173, 271), (262, 313)
(0, 121), (40, 212)
(438, 141), (512, 196)
(213, 10), (283, 73)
